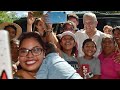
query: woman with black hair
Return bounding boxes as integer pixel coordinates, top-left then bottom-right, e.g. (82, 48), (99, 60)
(14, 32), (82, 79)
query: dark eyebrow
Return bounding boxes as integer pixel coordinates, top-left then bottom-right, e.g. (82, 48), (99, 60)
(19, 46), (43, 50)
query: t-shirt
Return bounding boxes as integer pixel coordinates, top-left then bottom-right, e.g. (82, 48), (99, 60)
(61, 51), (79, 70)
(75, 30), (106, 57)
(78, 56), (101, 79)
(98, 52), (120, 79)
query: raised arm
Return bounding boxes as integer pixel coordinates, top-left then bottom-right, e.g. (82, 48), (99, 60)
(27, 12), (35, 32)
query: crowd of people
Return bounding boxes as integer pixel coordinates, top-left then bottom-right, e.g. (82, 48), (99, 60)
(1, 11), (120, 79)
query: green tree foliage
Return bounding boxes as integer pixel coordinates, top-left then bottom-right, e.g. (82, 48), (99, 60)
(0, 11), (19, 24)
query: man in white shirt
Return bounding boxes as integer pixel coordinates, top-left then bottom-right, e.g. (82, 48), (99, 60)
(75, 12), (106, 58)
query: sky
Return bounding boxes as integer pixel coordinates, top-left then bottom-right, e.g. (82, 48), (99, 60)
(15, 11), (28, 17)
(15, 11), (73, 17)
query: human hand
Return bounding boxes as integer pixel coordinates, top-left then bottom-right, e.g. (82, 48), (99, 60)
(27, 11), (35, 25)
(114, 52), (120, 64)
(14, 70), (35, 79)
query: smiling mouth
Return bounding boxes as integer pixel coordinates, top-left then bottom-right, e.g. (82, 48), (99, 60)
(65, 43), (71, 45)
(26, 60), (36, 65)
(115, 38), (120, 40)
(87, 51), (94, 53)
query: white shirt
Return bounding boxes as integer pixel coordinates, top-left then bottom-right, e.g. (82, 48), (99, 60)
(75, 30), (106, 58)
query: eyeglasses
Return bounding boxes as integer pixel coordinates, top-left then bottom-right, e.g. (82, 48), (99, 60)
(18, 47), (44, 57)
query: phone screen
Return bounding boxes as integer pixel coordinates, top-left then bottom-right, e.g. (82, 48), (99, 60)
(47, 12), (67, 24)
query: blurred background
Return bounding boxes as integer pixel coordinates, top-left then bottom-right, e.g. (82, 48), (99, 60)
(1, 11), (120, 32)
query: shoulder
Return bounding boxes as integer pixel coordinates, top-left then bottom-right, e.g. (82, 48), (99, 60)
(75, 30), (85, 40)
(97, 30), (107, 37)
(45, 53), (65, 65)
(75, 30), (82, 35)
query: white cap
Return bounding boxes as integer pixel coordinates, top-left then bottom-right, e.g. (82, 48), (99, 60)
(60, 31), (76, 41)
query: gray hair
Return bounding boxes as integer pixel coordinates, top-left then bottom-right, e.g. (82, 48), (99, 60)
(83, 12), (97, 22)
(102, 34), (115, 44)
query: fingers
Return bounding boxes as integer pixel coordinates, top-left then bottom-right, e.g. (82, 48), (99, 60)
(28, 11), (34, 18)
(113, 52), (120, 64)
(27, 11), (35, 25)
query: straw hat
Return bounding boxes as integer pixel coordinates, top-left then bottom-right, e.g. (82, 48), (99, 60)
(0, 22), (22, 39)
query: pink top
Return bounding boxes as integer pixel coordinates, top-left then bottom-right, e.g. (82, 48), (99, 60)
(98, 52), (120, 79)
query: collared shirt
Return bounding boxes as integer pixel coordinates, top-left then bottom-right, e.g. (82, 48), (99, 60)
(75, 30), (106, 58)
(36, 53), (82, 79)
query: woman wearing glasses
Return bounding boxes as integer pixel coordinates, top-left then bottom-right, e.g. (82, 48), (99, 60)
(14, 32), (82, 79)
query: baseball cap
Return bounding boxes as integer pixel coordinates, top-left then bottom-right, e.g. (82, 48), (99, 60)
(60, 31), (76, 41)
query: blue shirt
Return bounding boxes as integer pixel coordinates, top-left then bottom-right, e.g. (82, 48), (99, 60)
(36, 53), (82, 79)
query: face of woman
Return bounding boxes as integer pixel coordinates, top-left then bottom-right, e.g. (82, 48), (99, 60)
(36, 20), (46, 34)
(102, 38), (115, 55)
(5, 27), (16, 39)
(63, 24), (75, 33)
(18, 38), (45, 73)
(60, 35), (76, 51)
(113, 29), (120, 45)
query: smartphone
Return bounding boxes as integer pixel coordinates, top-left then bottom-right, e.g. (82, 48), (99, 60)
(0, 30), (13, 79)
(46, 12), (67, 24)
(30, 11), (43, 18)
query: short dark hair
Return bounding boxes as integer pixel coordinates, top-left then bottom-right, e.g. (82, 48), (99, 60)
(82, 38), (97, 49)
(62, 20), (77, 31)
(68, 13), (79, 21)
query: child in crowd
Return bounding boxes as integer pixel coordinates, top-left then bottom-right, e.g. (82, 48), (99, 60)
(103, 25), (113, 35)
(78, 39), (101, 79)
(14, 32), (82, 79)
(59, 31), (79, 71)
(98, 35), (120, 79)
